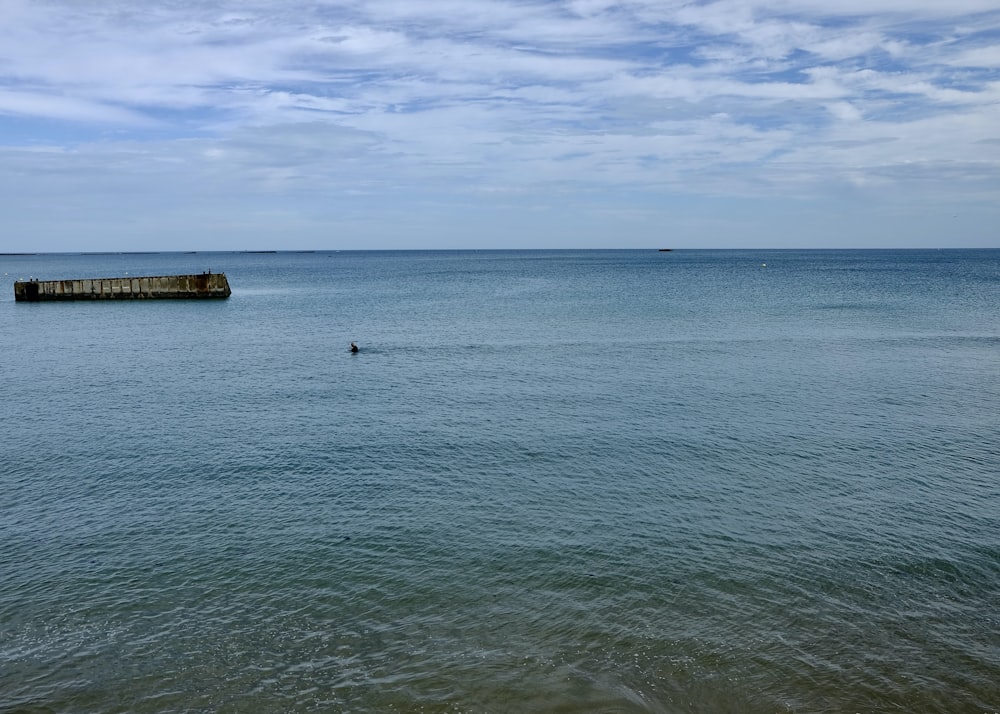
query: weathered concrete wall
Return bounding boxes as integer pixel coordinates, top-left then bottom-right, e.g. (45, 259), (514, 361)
(14, 273), (232, 301)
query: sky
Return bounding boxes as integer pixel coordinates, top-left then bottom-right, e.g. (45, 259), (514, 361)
(1, 0), (999, 251)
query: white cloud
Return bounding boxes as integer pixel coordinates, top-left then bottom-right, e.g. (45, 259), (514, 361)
(826, 101), (863, 122)
(750, 0), (1000, 16)
(947, 44), (1000, 68)
(0, 0), (998, 249)
(0, 89), (151, 124)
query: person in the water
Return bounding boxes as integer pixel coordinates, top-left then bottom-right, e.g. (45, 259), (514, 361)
(350, 342), (359, 353)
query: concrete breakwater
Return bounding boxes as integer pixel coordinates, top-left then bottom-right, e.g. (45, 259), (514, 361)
(14, 273), (232, 301)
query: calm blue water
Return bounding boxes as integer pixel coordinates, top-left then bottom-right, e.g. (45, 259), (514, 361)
(2, 249), (998, 713)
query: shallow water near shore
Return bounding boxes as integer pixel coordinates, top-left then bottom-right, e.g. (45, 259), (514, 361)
(2, 249), (998, 712)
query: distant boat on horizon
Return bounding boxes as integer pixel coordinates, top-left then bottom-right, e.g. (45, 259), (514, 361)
(658, 248), (673, 252)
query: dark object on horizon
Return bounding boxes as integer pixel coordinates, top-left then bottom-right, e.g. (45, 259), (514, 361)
(658, 248), (672, 252)
(14, 273), (232, 301)
(350, 342), (359, 353)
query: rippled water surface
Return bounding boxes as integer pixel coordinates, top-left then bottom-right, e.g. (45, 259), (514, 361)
(2, 249), (999, 712)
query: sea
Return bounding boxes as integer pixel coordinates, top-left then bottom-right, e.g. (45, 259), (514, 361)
(1, 249), (998, 713)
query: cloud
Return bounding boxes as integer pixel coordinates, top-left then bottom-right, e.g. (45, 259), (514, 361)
(0, 0), (998, 249)
(947, 44), (1000, 68)
(0, 89), (151, 124)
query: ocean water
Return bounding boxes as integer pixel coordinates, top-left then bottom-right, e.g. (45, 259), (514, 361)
(2, 249), (998, 713)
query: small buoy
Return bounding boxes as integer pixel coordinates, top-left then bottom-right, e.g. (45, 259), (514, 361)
(762, 263), (767, 267)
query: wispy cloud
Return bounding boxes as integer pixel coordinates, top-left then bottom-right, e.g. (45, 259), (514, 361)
(0, 0), (998, 249)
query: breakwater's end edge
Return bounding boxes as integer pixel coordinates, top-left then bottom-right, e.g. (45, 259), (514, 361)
(14, 273), (232, 301)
